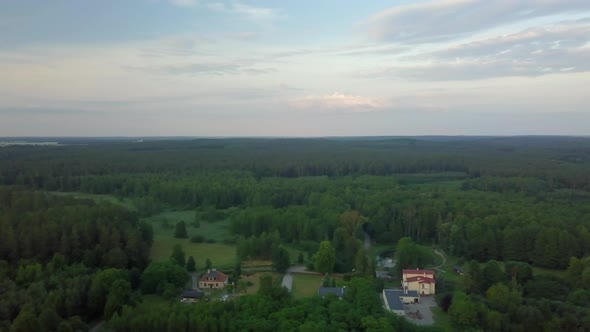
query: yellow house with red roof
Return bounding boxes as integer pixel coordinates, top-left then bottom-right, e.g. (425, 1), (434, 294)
(402, 269), (435, 295)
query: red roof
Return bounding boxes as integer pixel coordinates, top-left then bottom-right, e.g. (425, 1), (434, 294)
(402, 269), (434, 275)
(199, 270), (228, 282)
(406, 276), (435, 284)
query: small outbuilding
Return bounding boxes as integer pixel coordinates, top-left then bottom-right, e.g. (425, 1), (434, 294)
(318, 287), (346, 299)
(180, 289), (204, 303)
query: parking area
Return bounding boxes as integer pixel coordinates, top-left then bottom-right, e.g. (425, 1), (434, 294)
(403, 296), (436, 325)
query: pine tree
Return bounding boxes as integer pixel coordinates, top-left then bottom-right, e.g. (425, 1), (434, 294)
(170, 245), (186, 267)
(186, 256), (196, 272)
(174, 221), (188, 238)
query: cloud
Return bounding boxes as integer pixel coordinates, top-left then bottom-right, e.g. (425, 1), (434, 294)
(139, 35), (215, 57)
(129, 61), (276, 76)
(359, 21), (590, 80)
(207, 2), (280, 21)
(360, 0), (590, 43)
(168, 0), (198, 7)
(436, 22), (590, 58)
(225, 31), (258, 40)
(290, 92), (384, 112)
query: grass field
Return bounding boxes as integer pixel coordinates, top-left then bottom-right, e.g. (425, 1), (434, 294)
(240, 272), (281, 294)
(431, 306), (452, 331)
(146, 209), (235, 242)
(146, 209), (238, 269)
(291, 274), (325, 299)
(150, 233), (236, 270)
(292, 274), (322, 299)
(49, 191), (136, 211)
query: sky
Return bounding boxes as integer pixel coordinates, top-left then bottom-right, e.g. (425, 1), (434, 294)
(1, 0), (589, 136)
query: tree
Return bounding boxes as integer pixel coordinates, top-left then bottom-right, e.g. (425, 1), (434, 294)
(174, 221), (188, 238)
(10, 304), (40, 332)
(486, 283), (522, 314)
(313, 241), (336, 274)
(102, 248), (128, 268)
(205, 258), (212, 270)
(481, 260), (504, 291)
(355, 248), (369, 275)
(272, 246), (290, 273)
(88, 268), (129, 318)
(297, 253), (304, 264)
(394, 237), (431, 276)
(340, 210), (366, 237)
(448, 292), (479, 330)
(103, 279), (131, 319)
(186, 256), (196, 272)
(38, 306), (61, 332)
(170, 244), (186, 267)
(258, 274), (273, 296)
(140, 261), (187, 294)
(233, 260), (242, 279)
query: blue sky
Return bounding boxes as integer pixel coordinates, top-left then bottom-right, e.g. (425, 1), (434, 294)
(1, 0), (589, 136)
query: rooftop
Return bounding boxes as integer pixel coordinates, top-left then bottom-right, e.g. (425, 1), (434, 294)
(200, 269), (229, 282)
(402, 269), (434, 275)
(181, 289), (204, 299)
(383, 289), (405, 311)
(406, 276), (435, 284)
(318, 287), (346, 298)
(383, 289), (419, 311)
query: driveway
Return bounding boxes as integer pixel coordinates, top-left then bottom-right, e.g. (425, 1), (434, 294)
(281, 272), (293, 291)
(404, 296), (436, 326)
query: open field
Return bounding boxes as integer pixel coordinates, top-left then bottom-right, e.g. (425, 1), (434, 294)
(292, 274), (324, 299)
(146, 209), (237, 269)
(291, 273), (344, 299)
(431, 306), (452, 331)
(150, 233), (236, 270)
(240, 272), (282, 294)
(146, 209), (235, 242)
(49, 191), (136, 211)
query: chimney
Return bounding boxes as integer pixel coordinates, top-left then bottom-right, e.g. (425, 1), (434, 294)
(404, 286), (408, 295)
(208, 269), (211, 274)
(212, 268), (216, 272)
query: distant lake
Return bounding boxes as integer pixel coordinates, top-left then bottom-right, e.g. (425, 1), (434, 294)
(0, 141), (61, 147)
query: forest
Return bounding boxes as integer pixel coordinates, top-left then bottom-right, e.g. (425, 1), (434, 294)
(1, 136), (589, 331)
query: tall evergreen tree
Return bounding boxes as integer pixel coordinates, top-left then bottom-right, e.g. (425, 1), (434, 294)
(186, 256), (196, 272)
(174, 221), (188, 238)
(170, 245), (186, 267)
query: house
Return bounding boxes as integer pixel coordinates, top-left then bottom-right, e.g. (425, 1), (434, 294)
(402, 269), (435, 295)
(180, 289), (204, 303)
(198, 269), (229, 289)
(318, 287), (346, 299)
(382, 289), (420, 316)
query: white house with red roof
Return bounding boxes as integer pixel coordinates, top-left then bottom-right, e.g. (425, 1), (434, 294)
(402, 269), (435, 295)
(199, 269), (229, 289)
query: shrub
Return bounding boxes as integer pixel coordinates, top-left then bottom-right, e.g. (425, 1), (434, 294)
(190, 235), (205, 243)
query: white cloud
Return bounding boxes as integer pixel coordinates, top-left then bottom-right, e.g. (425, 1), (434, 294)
(359, 20), (590, 80)
(290, 92), (384, 112)
(207, 1), (279, 21)
(360, 0), (590, 43)
(168, 0), (198, 7)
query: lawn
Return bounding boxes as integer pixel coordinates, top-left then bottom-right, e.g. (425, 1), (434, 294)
(291, 274), (324, 299)
(150, 233), (236, 270)
(239, 272), (281, 294)
(49, 191), (136, 211)
(431, 306), (453, 332)
(146, 208), (238, 270)
(146, 209), (235, 242)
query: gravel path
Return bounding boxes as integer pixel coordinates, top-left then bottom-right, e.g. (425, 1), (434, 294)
(281, 272), (293, 291)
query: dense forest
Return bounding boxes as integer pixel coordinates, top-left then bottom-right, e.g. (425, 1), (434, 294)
(1, 136), (589, 331)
